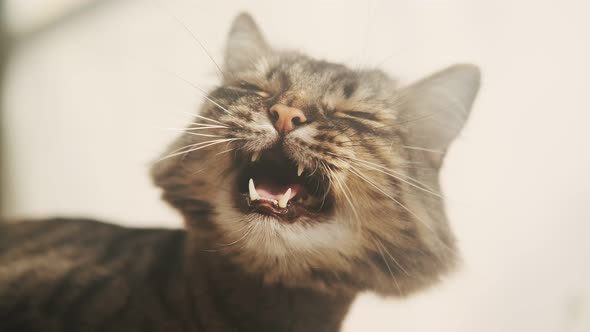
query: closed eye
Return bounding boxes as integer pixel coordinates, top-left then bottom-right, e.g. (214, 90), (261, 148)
(333, 110), (378, 121)
(236, 81), (271, 98)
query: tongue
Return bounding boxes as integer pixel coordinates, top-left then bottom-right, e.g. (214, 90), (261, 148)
(255, 182), (302, 201)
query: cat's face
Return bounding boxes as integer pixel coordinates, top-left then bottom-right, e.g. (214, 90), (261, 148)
(152, 13), (480, 295)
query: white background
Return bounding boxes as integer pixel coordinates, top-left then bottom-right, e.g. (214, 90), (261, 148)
(2, 0), (589, 331)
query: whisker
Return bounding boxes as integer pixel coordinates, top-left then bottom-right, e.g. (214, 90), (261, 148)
(375, 238), (402, 295)
(385, 113), (438, 127)
(176, 138), (240, 155)
(188, 121), (229, 127)
(401, 145), (444, 154)
(183, 132), (224, 138)
(338, 143), (396, 148)
(215, 147), (236, 156)
(184, 113), (229, 127)
(324, 164), (359, 219)
(171, 74), (240, 122)
(187, 146), (238, 175)
(165, 137), (233, 155)
(347, 166), (458, 256)
(375, 239), (411, 277)
(161, 126), (227, 133)
(327, 152), (441, 197)
(153, 0), (227, 80)
(318, 162), (333, 210)
(187, 125), (228, 130)
(216, 223), (256, 248)
(157, 138), (241, 162)
(159, 128), (226, 138)
(347, 165), (434, 232)
(350, 159), (441, 197)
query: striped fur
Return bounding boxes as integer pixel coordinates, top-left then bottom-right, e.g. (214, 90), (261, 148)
(0, 12), (479, 332)
(0, 219), (352, 331)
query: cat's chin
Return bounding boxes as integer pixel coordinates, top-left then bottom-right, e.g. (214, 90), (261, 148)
(234, 147), (334, 223)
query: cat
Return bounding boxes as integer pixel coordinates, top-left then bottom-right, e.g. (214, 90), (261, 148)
(0, 12), (480, 332)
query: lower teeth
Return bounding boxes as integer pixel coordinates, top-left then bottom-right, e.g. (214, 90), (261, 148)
(248, 178), (292, 209)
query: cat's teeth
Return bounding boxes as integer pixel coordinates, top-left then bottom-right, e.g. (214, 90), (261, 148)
(248, 179), (260, 201)
(278, 188), (291, 208)
(297, 164), (304, 177)
(251, 152), (260, 162)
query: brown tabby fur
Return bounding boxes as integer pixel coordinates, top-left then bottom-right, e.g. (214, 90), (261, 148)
(0, 13), (480, 332)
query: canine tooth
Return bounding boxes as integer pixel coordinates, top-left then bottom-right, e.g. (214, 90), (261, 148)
(251, 152), (260, 162)
(278, 188), (291, 208)
(297, 164), (304, 176)
(248, 179), (260, 200)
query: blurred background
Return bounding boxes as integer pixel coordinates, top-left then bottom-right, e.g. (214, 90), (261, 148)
(1, 0), (589, 331)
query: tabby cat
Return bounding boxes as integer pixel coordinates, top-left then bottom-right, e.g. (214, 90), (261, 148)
(0, 13), (480, 332)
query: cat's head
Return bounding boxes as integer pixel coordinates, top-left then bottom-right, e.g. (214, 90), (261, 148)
(152, 13), (480, 296)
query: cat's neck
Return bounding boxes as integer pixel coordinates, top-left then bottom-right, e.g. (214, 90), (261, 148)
(183, 235), (356, 332)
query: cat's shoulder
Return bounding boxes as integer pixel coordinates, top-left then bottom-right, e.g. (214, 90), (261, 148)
(1, 218), (137, 247)
(0, 218), (189, 332)
(0, 217), (186, 263)
(1, 217), (119, 235)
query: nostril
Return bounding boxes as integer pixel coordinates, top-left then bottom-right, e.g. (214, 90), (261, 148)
(270, 109), (280, 121)
(292, 116), (303, 126)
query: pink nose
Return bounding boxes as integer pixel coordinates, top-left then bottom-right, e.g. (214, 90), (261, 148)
(269, 104), (307, 134)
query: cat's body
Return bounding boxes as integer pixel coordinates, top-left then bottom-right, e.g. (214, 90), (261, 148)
(0, 13), (480, 332)
(0, 218), (353, 332)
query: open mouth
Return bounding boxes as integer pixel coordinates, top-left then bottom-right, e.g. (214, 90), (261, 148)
(236, 148), (333, 222)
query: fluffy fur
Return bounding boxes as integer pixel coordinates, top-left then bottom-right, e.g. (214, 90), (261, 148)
(152, 13), (480, 295)
(0, 12), (480, 332)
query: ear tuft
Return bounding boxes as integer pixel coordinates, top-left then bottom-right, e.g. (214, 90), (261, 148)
(400, 64), (481, 167)
(224, 12), (271, 74)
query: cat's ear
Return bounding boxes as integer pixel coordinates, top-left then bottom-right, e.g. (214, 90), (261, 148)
(224, 13), (271, 74)
(399, 64), (480, 168)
